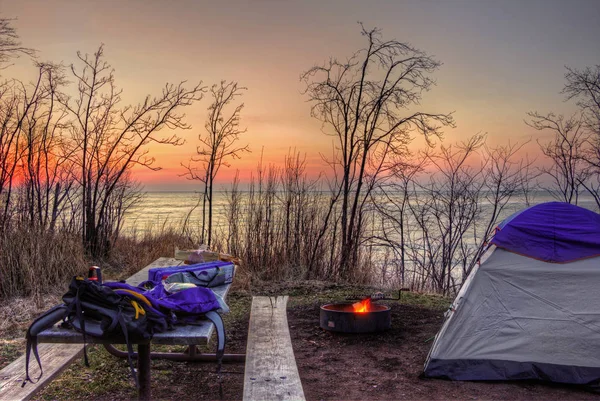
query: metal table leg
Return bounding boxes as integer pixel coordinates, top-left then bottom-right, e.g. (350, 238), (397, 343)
(104, 344), (245, 362)
(138, 343), (151, 400)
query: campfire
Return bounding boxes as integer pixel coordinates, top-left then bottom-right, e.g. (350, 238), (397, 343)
(320, 293), (393, 334)
(352, 297), (372, 313)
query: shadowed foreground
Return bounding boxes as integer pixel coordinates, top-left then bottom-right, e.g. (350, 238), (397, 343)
(25, 283), (597, 400)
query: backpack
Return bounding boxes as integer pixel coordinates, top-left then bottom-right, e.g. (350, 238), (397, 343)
(23, 276), (169, 388)
(62, 277), (168, 340)
(103, 280), (227, 370)
(23, 271), (229, 388)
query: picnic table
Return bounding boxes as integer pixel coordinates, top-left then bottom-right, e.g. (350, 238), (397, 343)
(36, 257), (244, 400)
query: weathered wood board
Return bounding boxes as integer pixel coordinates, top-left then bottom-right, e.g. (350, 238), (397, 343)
(243, 296), (305, 401)
(0, 343), (83, 401)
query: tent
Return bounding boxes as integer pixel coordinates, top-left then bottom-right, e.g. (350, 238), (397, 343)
(423, 202), (600, 385)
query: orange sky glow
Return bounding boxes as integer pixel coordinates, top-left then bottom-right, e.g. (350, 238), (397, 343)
(2, 0), (598, 191)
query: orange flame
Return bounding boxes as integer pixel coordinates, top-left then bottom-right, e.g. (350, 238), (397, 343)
(352, 298), (372, 313)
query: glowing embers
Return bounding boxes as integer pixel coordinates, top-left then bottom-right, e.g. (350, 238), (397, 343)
(320, 299), (391, 333)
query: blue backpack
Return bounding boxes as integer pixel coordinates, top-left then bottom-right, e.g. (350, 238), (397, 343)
(24, 268), (229, 389)
(23, 277), (169, 388)
(104, 271), (228, 370)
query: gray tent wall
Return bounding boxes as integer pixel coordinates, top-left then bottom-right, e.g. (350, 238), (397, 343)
(423, 247), (600, 384)
(422, 245), (490, 369)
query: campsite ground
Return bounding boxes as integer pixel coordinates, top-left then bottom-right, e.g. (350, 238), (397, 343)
(1, 281), (598, 400)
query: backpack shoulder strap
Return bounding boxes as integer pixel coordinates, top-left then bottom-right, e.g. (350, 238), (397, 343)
(204, 311), (225, 369)
(22, 305), (68, 387)
(116, 311), (140, 389)
(205, 310), (226, 399)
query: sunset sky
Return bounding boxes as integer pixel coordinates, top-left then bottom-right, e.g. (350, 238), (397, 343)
(2, 0), (599, 191)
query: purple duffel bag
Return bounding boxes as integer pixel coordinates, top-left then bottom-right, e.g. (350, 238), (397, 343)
(148, 261), (234, 287)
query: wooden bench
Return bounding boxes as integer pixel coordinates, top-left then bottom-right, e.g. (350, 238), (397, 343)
(0, 344), (83, 401)
(243, 296), (305, 401)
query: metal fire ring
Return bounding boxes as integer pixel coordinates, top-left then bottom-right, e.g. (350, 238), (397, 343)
(319, 303), (391, 333)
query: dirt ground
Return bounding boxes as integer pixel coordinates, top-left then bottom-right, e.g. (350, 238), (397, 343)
(288, 301), (598, 401)
(26, 288), (600, 400)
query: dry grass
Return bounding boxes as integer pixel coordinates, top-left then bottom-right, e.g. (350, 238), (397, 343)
(0, 292), (64, 370)
(211, 160), (378, 285)
(106, 227), (195, 279)
(0, 224), (196, 343)
(0, 228), (87, 301)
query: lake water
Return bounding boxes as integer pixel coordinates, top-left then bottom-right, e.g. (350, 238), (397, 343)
(122, 190), (600, 288)
(122, 191), (222, 235)
(122, 190), (600, 237)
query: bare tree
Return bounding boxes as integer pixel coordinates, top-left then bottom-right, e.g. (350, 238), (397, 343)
(0, 17), (35, 68)
(0, 67), (61, 228)
(412, 135), (485, 294)
(301, 24), (454, 279)
(182, 81), (248, 247)
(465, 140), (534, 274)
(372, 155), (427, 286)
(519, 154), (538, 207)
(373, 134), (532, 293)
(561, 65), (600, 207)
(527, 112), (591, 204)
(282, 150), (311, 264)
(0, 18), (37, 227)
(0, 81), (21, 226)
(62, 45), (205, 256)
(19, 62), (74, 230)
(562, 65), (600, 136)
(528, 65), (600, 208)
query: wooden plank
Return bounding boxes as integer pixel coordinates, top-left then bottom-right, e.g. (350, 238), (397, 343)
(243, 296), (305, 401)
(0, 343), (83, 401)
(39, 318), (219, 346)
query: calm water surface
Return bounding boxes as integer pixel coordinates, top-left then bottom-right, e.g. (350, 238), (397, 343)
(122, 191), (600, 237)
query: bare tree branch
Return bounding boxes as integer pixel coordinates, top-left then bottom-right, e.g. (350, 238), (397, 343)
(301, 24), (454, 279)
(181, 80), (249, 246)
